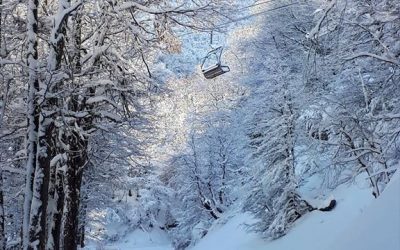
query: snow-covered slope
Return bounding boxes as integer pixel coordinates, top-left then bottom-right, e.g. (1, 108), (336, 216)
(191, 171), (400, 250)
(83, 170), (399, 250)
(84, 228), (173, 250)
(325, 171), (400, 250)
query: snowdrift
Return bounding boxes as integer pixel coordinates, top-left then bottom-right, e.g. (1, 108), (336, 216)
(191, 171), (400, 250)
(325, 171), (400, 250)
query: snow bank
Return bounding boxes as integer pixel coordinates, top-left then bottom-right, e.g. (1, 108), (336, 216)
(191, 171), (400, 250)
(84, 228), (173, 250)
(325, 171), (400, 250)
(91, 172), (399, 250)
(192, 180), (375, 250)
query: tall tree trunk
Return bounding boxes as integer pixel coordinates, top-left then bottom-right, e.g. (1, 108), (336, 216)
(77, 190), (87, 248)
(53, 167), (65, 249)
(0, 2), (6, 248)
(63, 134), (86, 250)
(23, 0), (40, 248)
(46, 161), (56, 250)
(0, 170), (5, 250)
(46, 156), (65, 250)
(42, 0), (71, 248)
(28, 123), (54, 250)
(62, 10), (88, 249)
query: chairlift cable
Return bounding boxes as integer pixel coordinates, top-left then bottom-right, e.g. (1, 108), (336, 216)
(215, 2), (299, 29)
(179, 2), (299, 37)
(196, 1), (301, 79)
(237, 0), (284, 11)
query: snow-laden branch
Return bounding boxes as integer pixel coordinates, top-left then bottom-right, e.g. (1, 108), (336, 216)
(95, 111), (122, 122)
(344, 52), (400, 66)
(86, 96), (120, 109)
(2, 166), (25, 175)
(115, 1), (209, 15)
(369, 113), (400, 121)
(0, 59), (23, 66)
(80, 45), (110, 66)
(50, 153), (67, 167)
(306, 0), (336, 40)
(368, 166), (399, 178)
(51, 1), (83, 41)
(345, 147), (382, 155)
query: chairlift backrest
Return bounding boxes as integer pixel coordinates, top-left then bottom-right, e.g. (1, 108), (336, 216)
(201, 46), (230, 79)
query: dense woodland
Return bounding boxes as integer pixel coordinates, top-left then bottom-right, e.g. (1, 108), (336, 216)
(0, 0), (399, 249)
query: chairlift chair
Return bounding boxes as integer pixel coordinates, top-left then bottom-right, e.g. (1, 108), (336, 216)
(201, 46), (230, 79)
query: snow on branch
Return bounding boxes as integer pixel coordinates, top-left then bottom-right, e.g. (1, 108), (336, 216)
(0, 59), (23, 66)
(50, 153), (67, 167)
(95, 111), (122, 123)
(86, 96), (121, 110)
(82, 80), (116, 88)
(344, 52), (400, 66)
(115, 1), (209, 15)
(51, 1), (83, 41)
(306, 0), (336, 40)
(2, 166), (26, 175)
(80, 45), (110, 67)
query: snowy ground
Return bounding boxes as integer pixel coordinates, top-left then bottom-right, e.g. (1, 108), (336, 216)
(192, 172), (400, 250)
(326, 171), (400, 250)
(84, 228), (173, 250)
(84, 170), (400, 250)
(192, 179), (372, 250)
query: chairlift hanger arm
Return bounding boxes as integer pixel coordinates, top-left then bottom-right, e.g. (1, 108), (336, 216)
(207, 46), (223, 54)
(201, 46), (224, 69)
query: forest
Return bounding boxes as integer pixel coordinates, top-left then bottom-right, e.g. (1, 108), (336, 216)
(0, 0), (399, 249)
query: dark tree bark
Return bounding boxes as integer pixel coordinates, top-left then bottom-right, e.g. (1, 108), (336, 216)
(0, 169), (5, 250)
(77, 192), (87, 248)
(0, 2), (6, 248)
(22, 0), (42, 248)
(63, 132), (86, 250)
(53, 168), (65, 249)
(28, 125), (54, 250)
(46, 159), (65, 250)
(63, 10), (87, 249)
(42, 1), (75, 248)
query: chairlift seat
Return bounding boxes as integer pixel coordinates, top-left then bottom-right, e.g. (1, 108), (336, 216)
(202, 64), (230, 79)
(201, 46), (230, 79)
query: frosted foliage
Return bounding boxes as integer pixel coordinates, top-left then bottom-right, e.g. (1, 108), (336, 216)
(128, 176), (174, 231)
(153, 74), (245, 248)
(304, 0), (400, 195)
(0, 0), (242, 247)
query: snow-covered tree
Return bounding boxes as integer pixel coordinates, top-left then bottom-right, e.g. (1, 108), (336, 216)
(238, 1), (318, 239)
(147, 71), (245, 248)
(243, 79), (314, 238)
(305, 0), (400, 196)
(15, 0), (238, 248)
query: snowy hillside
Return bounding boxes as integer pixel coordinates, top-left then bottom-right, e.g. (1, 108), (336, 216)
(85, 229), (173, 250)
(84, 170), (399, 250)
(326, 171), (400, 250)
(192, 171), (400, 250)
